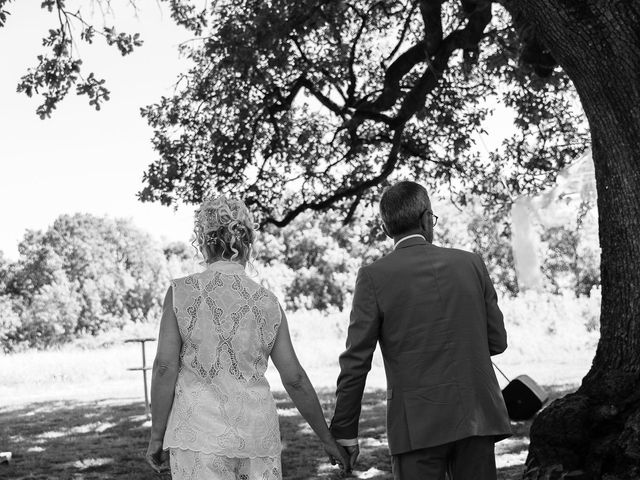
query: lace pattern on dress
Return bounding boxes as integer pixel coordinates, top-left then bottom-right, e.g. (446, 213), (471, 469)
(164, 263), (282, 458)
(170, 448), (282, 480)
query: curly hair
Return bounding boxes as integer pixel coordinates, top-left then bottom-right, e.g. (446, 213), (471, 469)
(193, 195), (256, 264)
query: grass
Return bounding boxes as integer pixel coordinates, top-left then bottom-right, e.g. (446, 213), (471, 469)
(0, 385), (576, 480)
(0, 296), (598, 401)
(0, 295), (598, 479)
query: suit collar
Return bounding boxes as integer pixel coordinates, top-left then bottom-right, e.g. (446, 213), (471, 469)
(394, 234), (429, 250)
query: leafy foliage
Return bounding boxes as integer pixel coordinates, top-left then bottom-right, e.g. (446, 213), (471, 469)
(163, 240), (193, 261)
(0, 214), (170, 351)
(0, 199), (600, 351)
(257, 198), (525, 309)
(0, 294), (22, 352)
(0, 250), (12, 292)
(0, 0), (12, 28)
(138, 0), (588, 225)
(433, 200), (519, 295)
(4, 1), (142, 118)
(16, 271), (81, 348)
(466, 214), (518, 295)
(255, 213), (366, 311)
(540, 201), (600, 297)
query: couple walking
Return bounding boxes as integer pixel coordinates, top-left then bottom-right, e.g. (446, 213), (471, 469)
(145, 181), (512, 480)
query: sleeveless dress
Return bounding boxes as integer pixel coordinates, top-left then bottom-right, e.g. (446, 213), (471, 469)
(163, 261), (283, 480)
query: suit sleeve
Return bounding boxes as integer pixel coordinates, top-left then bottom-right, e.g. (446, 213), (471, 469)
(476, 255), (507, 356)
(330, 267), (382, 439)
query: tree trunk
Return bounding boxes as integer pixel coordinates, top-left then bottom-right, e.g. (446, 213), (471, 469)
(501, 1), (640, 478)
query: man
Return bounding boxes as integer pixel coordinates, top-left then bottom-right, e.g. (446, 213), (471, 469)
(330, 181), (512, 480)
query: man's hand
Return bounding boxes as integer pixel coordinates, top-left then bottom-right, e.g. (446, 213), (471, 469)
(344, 444), (360, 470)
(324, 439), (352, 475)
(145, 439), (170, 473)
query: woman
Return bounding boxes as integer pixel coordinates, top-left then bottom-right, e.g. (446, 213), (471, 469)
(145, 196), (349, 479)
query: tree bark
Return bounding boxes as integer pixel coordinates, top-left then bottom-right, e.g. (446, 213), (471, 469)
(501, 1), (640, 478)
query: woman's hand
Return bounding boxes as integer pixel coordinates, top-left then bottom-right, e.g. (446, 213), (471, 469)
(324, 438), (351, 475)
(145, 439), (170, 473)
(343, 444), (360, 470)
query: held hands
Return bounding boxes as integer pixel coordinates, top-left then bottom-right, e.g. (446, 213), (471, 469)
(324, 438), (352, 475)
(343, 444), (360, 471)
(145, 439), (170, 474)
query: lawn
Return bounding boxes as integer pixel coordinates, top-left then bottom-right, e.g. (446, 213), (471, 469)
(0, 384), (575, 480)
(0, 297), (597, 479)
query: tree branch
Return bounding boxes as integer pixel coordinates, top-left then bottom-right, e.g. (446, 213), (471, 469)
(263, 128), (404, 227)
(419, 0), (443, 53)
(346, 8), (368, 104)
(299, 78), (345, 116)
(357, 40), (428, 113)
(269, 75), (344, 117)
(375, 0), (492, 129)
(290, 34), (348, 103)
(384, 2), (419, 65)
(342, 191), (363, 225)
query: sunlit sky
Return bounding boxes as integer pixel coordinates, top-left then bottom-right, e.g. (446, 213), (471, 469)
(0, 2), (198, 260)
(0, 2), (516, 261)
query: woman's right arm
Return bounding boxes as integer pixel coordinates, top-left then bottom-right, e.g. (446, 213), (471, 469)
(270, 306), (350, 472)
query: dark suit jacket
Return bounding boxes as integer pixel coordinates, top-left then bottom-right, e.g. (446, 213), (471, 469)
(330, 236), (512, 455)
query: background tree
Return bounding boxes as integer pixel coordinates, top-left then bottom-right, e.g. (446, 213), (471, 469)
(4, 0), (639, 478)
(0, 214), (170, 351)
(0, 251), (9, 292)
(256, 211), (381, 310)
(541, 212), (601, 298)
(162, 241), (193, 262)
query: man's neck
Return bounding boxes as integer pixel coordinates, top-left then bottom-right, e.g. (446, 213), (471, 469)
(393, 231), (429, 248)
(392, 230), (425, 244)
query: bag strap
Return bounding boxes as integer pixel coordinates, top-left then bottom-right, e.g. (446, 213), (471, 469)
(492, 361), (511, 383)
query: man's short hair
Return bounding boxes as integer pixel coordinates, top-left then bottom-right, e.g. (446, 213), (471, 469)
(379, 181), (430, 237)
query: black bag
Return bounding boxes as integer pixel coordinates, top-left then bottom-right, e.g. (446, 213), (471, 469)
(501, 374), (549, 421)
(493, 363), (549, 421)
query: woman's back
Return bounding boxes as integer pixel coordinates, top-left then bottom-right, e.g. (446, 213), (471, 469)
(147, 195), (348, 479)
(163, 261), (282, 458)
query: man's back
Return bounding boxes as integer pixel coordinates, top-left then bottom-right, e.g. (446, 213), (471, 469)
(368, 237), (511, 453)
(332, 181), (512, 479)
(331, 236), (512, 455)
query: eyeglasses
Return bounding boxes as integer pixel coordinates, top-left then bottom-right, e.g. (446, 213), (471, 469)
(380, 209), (439, 234)
(422, 209), (438, 227)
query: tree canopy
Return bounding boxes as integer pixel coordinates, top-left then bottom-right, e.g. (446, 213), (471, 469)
(3, 0), (588, 224)
(140, 0), (588, 225)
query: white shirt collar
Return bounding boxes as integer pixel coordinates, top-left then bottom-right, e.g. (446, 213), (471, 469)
(394, 234), (426, 249)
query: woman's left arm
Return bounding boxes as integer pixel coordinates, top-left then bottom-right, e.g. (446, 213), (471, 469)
(146, 286), (182, 473)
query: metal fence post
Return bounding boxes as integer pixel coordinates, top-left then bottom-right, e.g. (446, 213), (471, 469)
(125, 338), (156, 420)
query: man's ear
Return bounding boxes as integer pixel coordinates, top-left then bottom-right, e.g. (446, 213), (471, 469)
(419, 210), (430, 232)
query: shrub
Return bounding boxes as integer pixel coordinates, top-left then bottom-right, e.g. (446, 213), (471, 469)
(256, 215), (359, 311)
(0, 295), (22, 353)
(498, 288), (600, 363)
(18, 272), (81, 349)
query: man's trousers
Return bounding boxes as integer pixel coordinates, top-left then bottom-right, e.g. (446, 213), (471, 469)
(391, 435), (497, 480)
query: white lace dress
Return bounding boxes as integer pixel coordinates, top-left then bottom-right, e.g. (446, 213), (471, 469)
(163, 261), (282, 480)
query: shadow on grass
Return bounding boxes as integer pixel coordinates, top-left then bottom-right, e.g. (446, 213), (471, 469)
(0, 385), (577, 479)
(0, 397), (161, 480)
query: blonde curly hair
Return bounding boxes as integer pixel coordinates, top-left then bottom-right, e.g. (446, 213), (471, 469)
(193, 195), (256, 264)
